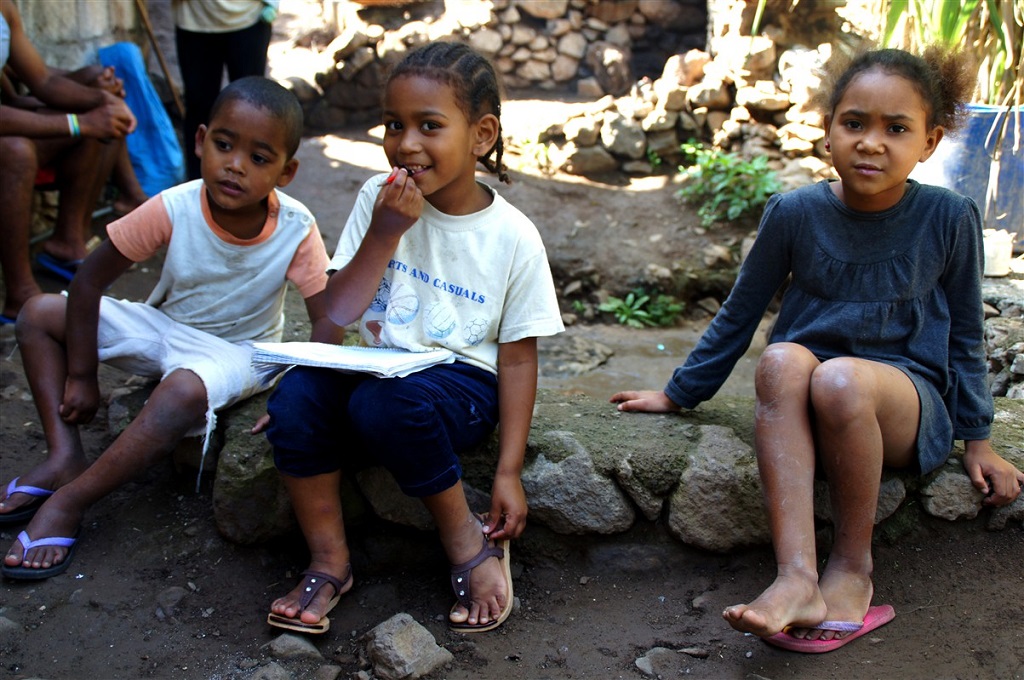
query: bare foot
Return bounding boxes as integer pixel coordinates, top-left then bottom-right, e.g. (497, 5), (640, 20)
(4, 495), (84, 571)
(0, 458), (89, 517)
(722, 568), (827, 637)
(787, 563), (874, 641)
(446, 518), (510, 628)
(270, 559), (353, 625)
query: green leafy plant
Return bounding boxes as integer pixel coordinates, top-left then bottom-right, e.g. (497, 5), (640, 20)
(881, 0), (1022, 108)
(675, 140), (782, 227)
(598, 289), (684, 328)
(646, 293), (685, 326)
(599, 291), (651, 328)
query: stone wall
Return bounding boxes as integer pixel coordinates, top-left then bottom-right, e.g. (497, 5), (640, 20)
(15, 0), (141, 70)
(283, 0), (860, 189)
(295, 0), (707, 130)
(110, 384), (1024, 552)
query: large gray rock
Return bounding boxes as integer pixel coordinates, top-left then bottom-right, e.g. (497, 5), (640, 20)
(522, 444), (636, 534)
(363, 613), (453, 680)
(212, 395), (295, 544)
(665, 424), (769, 552)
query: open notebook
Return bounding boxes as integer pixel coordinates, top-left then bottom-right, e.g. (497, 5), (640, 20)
(252, 342), (456, 379)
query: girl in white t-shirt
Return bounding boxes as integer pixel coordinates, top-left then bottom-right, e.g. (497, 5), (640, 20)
(265, 41), (563, 635)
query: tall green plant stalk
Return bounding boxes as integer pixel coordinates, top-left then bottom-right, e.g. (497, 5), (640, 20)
(881, 0), (1023, 108)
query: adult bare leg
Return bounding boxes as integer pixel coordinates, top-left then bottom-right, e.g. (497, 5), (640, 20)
(0, 136), (44, 318)
(44, 135), (110, 263)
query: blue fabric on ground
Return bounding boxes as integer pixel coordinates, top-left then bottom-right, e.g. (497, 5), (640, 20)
(99, 42), (184, 197)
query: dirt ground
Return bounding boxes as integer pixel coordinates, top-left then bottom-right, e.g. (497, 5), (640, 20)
(2, 4), (1023, 679)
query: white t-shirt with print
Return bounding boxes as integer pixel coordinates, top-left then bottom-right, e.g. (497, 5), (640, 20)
(330, 176), (563, 375)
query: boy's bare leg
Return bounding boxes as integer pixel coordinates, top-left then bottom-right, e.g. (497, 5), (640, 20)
(723, 343), (828, 637)
(788, 357), (918, 641)
(269, 471), (354, 624)
(3, 368), (208, 571)
(0, 295), (89, 517)
(423, 481), (509, 627)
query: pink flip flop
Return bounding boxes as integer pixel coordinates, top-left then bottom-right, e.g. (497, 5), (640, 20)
(764, 604), (896, 653)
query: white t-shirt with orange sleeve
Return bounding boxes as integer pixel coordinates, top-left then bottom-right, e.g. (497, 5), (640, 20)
(107, 179), (328, 344)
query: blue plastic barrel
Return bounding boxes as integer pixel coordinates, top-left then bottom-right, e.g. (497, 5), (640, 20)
(910, 104), (1023, 242)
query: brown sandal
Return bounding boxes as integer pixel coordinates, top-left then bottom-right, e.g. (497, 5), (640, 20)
(448, 533), (513, 633)
(267, 566), (352, 634)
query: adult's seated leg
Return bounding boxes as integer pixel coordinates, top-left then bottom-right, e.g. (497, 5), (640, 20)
(0, 136), (43, 319)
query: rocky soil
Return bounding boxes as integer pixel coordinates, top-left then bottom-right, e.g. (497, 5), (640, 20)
(1, 2), (1022, 679)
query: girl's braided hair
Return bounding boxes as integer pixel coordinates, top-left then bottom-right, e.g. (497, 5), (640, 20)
(387, 41), (510, 184)
(819, 46), (976, 133)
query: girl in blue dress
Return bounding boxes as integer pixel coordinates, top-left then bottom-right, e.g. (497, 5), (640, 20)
(611, 46), (1024, 653)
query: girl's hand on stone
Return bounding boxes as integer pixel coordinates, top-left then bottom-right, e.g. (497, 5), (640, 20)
(963, 440), (1024, 506)
(609, 389), (681, 413)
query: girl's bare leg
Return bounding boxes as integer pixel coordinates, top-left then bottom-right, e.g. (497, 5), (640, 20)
(423, 481), (509, 627)
(788, 357), (918, 641)
(0, 295), (89, 517)
(4, 369), (208, 570)
(723, 343), (828, 637)
(269, 471), (354, 624)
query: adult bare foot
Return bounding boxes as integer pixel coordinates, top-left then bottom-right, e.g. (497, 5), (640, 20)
(722, 568), (828, 637)
(786, 564), (874, 641)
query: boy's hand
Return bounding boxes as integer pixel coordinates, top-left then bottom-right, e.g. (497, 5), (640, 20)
(370, 167), (422, 240)
(963, 440), (1024, 506)
(484, 472), (527, 540)
(60, 375), (101, 424)
(610, 389), (681, 413)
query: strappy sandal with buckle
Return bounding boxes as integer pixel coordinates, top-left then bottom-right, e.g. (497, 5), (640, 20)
(267, 566), (352, 634)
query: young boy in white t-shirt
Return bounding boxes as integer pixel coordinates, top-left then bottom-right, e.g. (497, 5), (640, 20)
(1, 76), (342, 579)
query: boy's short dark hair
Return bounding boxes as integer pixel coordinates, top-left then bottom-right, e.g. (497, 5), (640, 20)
(209, 76), (304, 158)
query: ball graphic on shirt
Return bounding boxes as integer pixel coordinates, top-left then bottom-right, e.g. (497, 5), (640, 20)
(463, 318), (489, 346)
(424, 301), (457, 339)
(385, 283), (420, 325)
(369, 279), (391, 312)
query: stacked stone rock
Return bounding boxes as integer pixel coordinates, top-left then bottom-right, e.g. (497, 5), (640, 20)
(294, 0), (836, 188)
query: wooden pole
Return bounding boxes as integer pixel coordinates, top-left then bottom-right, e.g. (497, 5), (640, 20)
(133, 0), (185, 119)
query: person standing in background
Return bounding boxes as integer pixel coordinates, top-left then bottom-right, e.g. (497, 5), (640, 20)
(173, 0), (279, 179)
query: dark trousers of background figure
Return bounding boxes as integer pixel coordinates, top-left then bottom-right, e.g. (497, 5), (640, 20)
(175, 19), (272, 180)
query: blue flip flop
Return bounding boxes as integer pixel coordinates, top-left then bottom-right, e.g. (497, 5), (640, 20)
(36, 252), (84, 282)
(0, 477), (54, 526)
(1, 529), (79, 580)
(0, 314), (15, 325)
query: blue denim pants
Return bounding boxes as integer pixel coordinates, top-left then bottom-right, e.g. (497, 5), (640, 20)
(266, 362), (498, 497)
